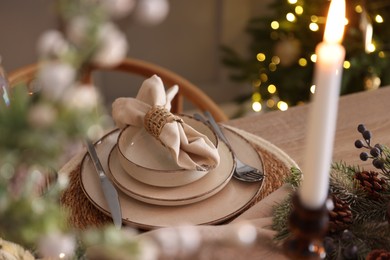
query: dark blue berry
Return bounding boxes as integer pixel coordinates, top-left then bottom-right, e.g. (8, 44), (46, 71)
(354, 140), (364, 148)
(342, 244), (358, 260)
(374, 143), (383, 152)
(362, 130), (371, 140)
(341, 230), (354, 241)
(370, 147), (381, 157)
(323, 237), (336, 255)
(357, 124), (366, 133)
(373, 158), (385, 169)
(360, 152), (369, 161)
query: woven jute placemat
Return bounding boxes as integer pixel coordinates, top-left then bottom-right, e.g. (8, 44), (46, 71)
(60, 125), (297, 230)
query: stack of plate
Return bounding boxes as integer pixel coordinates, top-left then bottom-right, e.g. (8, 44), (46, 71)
(80, 115), (264, 230)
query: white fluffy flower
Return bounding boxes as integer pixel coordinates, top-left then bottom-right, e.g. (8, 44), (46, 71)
(57, 174), (69, 190)
(66, 15), (90, 47)
(37, 30), (69, 58)
(133, 0), (170, 26)
(37, 61), (76, 100)
(38, 233), (76, 259)
(62, 83), (101, 111)
(27, 103), (57, 129)
(0, 238), (34, 260)
(92, 22), (128, 67)
(101, 0), (136, 19)
(137, 238), (159, 260)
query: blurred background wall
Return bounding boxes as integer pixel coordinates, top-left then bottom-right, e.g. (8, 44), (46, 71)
(0, 0), (272, 114)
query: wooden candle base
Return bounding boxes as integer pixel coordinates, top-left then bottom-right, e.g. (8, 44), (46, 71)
(283, 193), (329, 260)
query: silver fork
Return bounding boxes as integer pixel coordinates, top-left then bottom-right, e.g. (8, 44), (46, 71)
(194, 112), (264, 182)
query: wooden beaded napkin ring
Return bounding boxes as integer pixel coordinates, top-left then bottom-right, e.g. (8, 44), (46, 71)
(144, 106), (184, 142)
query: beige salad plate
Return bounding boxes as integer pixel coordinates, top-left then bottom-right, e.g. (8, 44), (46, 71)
(80, 127), (264, 229)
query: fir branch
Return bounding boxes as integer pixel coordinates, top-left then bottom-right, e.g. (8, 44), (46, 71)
(327, 234), (369, 260)
(339, 237), (369, 260)
(352, 222), (390, 251)
(330, 162), (364, 204)
(351, 196), (388, 224)
(271, 195), (293, 241)
(331, 161), (361, 178)
(284, 167), (301, 189)
(380, 145), (390, 179)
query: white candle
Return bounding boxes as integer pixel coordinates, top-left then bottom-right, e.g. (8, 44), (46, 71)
(299, 0), (346, 209)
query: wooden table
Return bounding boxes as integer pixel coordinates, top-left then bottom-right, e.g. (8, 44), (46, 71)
(138, 88), (390, 259)
(227, 86), (390, 170)
(56, 86), (390, 259)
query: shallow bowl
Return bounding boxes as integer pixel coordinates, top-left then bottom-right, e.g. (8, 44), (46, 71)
(117, 114), (218, 187)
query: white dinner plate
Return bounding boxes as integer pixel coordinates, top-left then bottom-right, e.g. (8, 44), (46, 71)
(80, 128), (264, 230)
(107, 142), (234, 206)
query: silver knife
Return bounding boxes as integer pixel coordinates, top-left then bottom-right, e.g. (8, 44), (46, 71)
(85, 139), (122, 229)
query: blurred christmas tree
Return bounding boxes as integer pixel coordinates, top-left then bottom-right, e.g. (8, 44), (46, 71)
(221, 0), (390, 113)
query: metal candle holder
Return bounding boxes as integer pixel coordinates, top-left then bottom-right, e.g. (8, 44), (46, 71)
(283, 193), (330, 260)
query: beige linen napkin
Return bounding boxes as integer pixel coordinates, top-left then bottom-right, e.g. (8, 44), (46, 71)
(112, 75), (220, 171)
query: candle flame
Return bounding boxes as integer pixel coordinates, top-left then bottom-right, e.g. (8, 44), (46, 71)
(324, 0), (346, 44)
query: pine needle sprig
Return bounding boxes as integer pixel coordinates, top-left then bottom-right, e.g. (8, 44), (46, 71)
(284, 167), (301, 189)
(351, 196), (388, 224)
(271, 195), (293, 241)
(352, 222), (390, 251)
(331, 161), (361, 178)
(380, 145), (390, 179)
(329, 235), (369, 260)
(330, 162), (364, 204)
